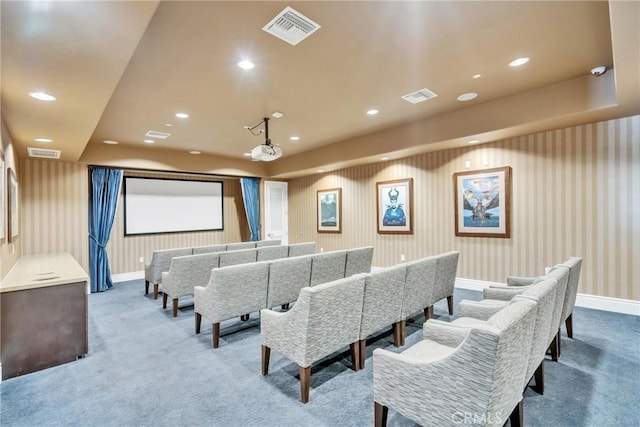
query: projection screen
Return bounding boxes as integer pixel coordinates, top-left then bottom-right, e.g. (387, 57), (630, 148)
(124, 177), (223, 235)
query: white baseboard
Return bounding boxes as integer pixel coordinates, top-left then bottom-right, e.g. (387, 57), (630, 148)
(112, 271), (144, 283)
(455, 277), (639, 316)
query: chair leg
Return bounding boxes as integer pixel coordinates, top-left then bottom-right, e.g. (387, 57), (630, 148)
(392, 322), (402, 347)
(213, 323), (220, 348)
(425, 305), (434, 320)
(172, 298), (179, 318)
(557, 328), (562, 357)
(299, 366), (311, 403)
(356, 340), (365, 370)
(241, 314), (250, 321)
(374, 402), (389, 427)
(532, 361), (544, 394)
(153, 283), (159, 300)
(261, 345), (270, 375)
(566, 313), (573, 338)
(281, 303), (290, 310)
(145, 280), (149, 295)
(162, 293), (168, 309)
(447, 295), (454, 315)
(195, 313), (202, 334)
(509, 399), (523, 427)
(350, 341), (360, 371)
(550, 333), (559, 362)
(400, 320), (406, 346)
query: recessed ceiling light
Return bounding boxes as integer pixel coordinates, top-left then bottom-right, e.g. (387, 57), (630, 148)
(290, 136), (300, 141)
(144, 139), (155, 144)
(165, 123), (173, 127)
(243, 152), (252, 157)
(103, 140), (119, 145)
(472, 74), (482, 79)
(29, 91), (56, 101)
(381, 156), (389, 161)
(175, 112), (189, 119)
(189, 150), (201, 155)
(468, 139), (480, 144)
(457, 92), (478, 102)
(34, 138), (52, 143)
(271, 111), (284, 118)
(509, 57), (530, 67)
(317, 169), (325, 173)
(238, 60), (255, 70)
(367, 109), (379, 115)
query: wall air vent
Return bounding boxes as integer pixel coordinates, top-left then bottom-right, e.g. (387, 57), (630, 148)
(402, 88), (438, 104)
(145, 130), (171, 139)
(27, 147), (61, 159)
(263, 6), (321, 46)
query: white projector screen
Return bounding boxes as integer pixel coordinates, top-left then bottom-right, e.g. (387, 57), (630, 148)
(124, 177), (223, 235)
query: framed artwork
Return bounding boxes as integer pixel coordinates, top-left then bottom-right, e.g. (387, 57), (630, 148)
(376, 178), (413, 234)
(7, 167), (18, 242)
(0, 155), (4, 242)
(453, 166), (511, 238)
(317, 188), (341, 233)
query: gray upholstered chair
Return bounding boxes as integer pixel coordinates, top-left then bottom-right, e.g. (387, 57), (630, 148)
(399, 256), (437, 345)
(192, 244), (226, 255)
(218, 248), (257, 267)
(265, 255), (312, 309)
(429, 251), (460, 316)
(256, 245), (289, 262)
(559, 257), (583, 342)
(345, 246), (374, 277)
(373, 299), (537, 427)
(256, 239), (281, 247)
(309, 250), (347, 286)
(288, 242), (316, 257)
(161, 253), (220, 317)
(144, 247), (193, 299)
(261, 274), (366, 403)
(194, 262), (269, 348)
(358, 264), (406, 369)
(456, 278), (557, 394)
(226, 241), (256, 251)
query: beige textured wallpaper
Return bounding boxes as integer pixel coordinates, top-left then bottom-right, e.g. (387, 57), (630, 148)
(289, 115), (639, 300)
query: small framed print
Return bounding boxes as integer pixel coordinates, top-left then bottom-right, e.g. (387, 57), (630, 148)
(7, 167), (18, 242)
(317, 188), (341, 233)
(453, 166), (511, 238)
(376, 178), (413, 234)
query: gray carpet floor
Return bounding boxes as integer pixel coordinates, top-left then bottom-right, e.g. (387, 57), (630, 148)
(1, 279), (639, 427)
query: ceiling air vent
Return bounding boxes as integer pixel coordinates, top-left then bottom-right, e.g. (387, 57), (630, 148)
(402, 88), (438, 104)
(263, 7), (321, 46)
(145, 130), (171, 139)
(28, 147), (61, 159)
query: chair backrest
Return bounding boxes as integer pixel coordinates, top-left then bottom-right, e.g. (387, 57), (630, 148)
(310, 250), (347, 286)
(163, 253), (220, 298)
(345, 246), (374, 277)
(288, 242), (316, 258)
(432, 251), (460, 303)
(513, 277), (558, 384)
(560, 257), (583, 323)
(256, 239), (281, 247)
(150, 248), (193, 282)
(401, 256), (437, 319)
(226, 242), (256, 251)
(257, 245), (289, 262)
(359, 264), (407, 340)
(545, 265), (570, 344)
(192, 244), (226, 255)
(204, 262), (270, 323)
(218, 248), (257, 267)
(293, 274), (366, 366)
(266, 255), (313, 308)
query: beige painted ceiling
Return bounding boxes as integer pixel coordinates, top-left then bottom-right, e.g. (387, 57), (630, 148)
(1, 1), (639, 178)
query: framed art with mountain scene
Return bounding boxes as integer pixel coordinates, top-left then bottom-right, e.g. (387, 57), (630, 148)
(453, 166), (511, 238)
(317, 188), (341, 233)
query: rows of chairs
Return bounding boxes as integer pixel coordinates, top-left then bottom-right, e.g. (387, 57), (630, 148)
(372, 257), (582, 426)
(260, 251), (460, 403)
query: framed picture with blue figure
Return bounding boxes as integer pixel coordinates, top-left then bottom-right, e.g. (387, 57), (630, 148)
(453, 166), (511, 238)
(317, 188), (341, 233)
(376, 178), (413, 234)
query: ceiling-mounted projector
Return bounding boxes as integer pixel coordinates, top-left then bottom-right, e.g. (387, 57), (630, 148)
(246, 117), (282, 161)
